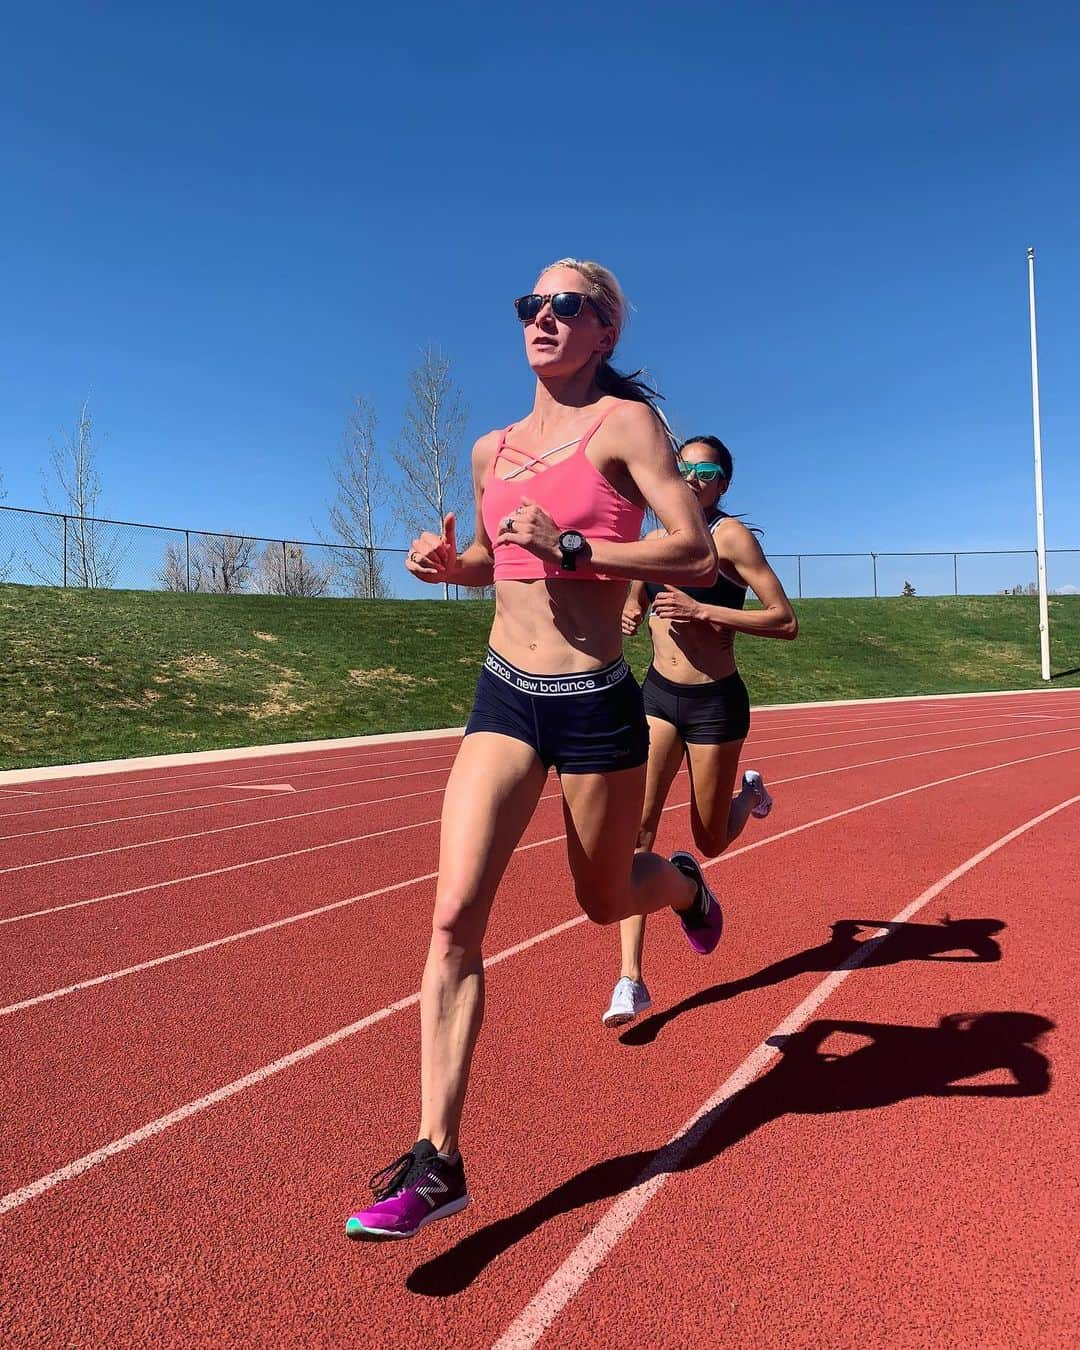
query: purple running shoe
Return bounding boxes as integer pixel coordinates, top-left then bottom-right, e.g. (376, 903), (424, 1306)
(346, 1139), (469, 1240)
(670, 851), (724, 956)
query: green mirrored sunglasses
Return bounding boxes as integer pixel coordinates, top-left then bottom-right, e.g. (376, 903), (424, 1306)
(678, 462), (725, 484)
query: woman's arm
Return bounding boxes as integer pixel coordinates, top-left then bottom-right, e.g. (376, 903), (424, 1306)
(621, 529), (661, 633)
(405, 433), (497, 588)
(621, 578), (650, 635)
(496, 403), (717, 585)
(652, 519), (799, 640)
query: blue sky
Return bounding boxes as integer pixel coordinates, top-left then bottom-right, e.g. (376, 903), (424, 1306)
(2, 1), (1078, 590)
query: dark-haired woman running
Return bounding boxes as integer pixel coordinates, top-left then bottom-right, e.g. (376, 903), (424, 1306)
(602, 435), (798, 1028)
(346, 259), (724, 1240)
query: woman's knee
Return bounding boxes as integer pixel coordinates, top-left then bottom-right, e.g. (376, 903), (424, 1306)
(692, 821), (730, 858)
(573, 877), (629, 926)
(430, 890), (490, 955)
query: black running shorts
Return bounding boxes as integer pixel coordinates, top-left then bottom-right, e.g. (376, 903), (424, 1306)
(465, 648), (650, 775)
(641, 666), (751, 745)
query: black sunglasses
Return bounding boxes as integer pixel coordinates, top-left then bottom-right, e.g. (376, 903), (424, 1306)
(514, 291), (600, 323)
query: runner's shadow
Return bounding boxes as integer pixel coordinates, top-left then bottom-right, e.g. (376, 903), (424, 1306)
(407, 1009), (1051, 1297)
(622, 917), (1006, 1046)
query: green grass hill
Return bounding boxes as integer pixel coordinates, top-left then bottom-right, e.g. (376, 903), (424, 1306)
(1, 583), (1077, 770)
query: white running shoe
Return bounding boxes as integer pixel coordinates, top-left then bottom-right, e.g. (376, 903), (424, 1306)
(602, 977), (653, 1028)
(743, 769), (773, 819)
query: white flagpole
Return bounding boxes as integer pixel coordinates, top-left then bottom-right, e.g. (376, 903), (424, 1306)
(1027, 247), (1052, 682)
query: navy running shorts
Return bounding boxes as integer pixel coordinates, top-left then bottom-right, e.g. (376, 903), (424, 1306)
(465, 648), (649, 775)
(641, 666), (751, 745)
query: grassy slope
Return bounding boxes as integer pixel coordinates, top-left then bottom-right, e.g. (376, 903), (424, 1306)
(1, 584), (1077, 770)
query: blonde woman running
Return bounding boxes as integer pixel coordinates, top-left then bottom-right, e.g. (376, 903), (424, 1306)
(346, 259), (725, 1241)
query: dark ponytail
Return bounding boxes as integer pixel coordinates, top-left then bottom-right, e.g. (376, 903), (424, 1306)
(596, 359), (665, 410)
(541, 258), (674, 445)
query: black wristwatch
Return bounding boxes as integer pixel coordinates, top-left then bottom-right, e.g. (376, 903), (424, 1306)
(558, 530), (588, 571)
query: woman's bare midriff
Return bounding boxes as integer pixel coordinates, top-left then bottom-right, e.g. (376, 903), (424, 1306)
(648, 612), (738, 685)
(488, 577), (629, 672)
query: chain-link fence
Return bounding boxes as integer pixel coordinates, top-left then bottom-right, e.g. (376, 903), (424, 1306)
(769, 549), (1080, 600)
(0, 504), (435, 598)
(1, 503), (1077, 600)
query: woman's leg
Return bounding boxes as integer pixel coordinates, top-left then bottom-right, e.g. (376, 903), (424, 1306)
(419, 732), (547, 1154)
(560, 764), (698, 926)
(683, 738), (754, 857)
(618, 716), (686, 981)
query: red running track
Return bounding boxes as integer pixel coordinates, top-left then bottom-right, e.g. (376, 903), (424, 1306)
(1, 689), (1078, 1347)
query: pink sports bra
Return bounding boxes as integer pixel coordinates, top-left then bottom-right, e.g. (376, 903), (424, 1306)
(482, 408), (645, 581)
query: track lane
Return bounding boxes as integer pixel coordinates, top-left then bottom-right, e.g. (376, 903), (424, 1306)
(0, 707), (1047, 840)
(1, 759), (1076, 1344)
(5, 713), (1077, 918)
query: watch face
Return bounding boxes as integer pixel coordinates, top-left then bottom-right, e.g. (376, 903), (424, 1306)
(561, 531), (584, 551)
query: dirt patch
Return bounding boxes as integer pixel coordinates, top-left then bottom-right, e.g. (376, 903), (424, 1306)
(347, 666), (436, 690)
(253, 631), (278, 643)
(113, 690), (163, 711)
(176, 654), (224, 680)
(249, 680), (313, 722)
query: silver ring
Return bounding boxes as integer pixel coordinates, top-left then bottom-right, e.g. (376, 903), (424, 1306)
(409, 551), (419, 563)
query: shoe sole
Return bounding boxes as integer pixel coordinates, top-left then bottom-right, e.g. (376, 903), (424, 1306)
(671, 852), (723, 956)
(345, 1193), (471, 1241)
(602, 1001), (652, 1028)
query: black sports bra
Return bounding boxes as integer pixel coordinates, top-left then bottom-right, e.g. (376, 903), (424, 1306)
(643, 513), (747, 610)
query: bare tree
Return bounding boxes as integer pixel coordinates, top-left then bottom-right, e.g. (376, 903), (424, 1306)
(191, 532), (256, 593)
(393, 348), (469, 599)
(161, 532), (331, 596)
(0, 471), (12, 581)
(30, 397), (126, 587)
(322, 395), (388, 598)
(258, 541), (333, 597)
(160, 541), (190, 591)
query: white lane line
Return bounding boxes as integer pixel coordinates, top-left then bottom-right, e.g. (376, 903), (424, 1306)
(0, 713), (1044, 862)
(0, 709), (1009, 835)
(0, 702), (1050, 821)
(0, 767), (457, 843)
(4, 742), (1077, 1021)
(0, 788), (557, 926)
(3, 762), (1076, 1224)
(0, 748), (460, 823)
(0, 910), (587, 1218)
(224, 783), (296, 793)
(763, 721), (1080, 788)
(493, 792), (1080, 1350)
